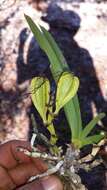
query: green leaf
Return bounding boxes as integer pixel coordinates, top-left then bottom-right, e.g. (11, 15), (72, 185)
(30, 77), (50, 124)
(73, 95), (82, 137)
(39, 23), (82, 139)
(41, 26), (68, 75)
(64, 95), (82, 140)
(37, 24), (82, 137)
(54, 71), (79, 114)
(80, 133), (105, 148)
(80, 113), (105, 139)
(24, 14), (64, 76)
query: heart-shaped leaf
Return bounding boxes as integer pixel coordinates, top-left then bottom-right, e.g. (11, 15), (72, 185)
(54, 71), (79, 114)
(31, 77), (50, 124)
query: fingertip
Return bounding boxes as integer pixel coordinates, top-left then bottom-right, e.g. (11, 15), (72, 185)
(41, 175), (63, 190)
(16, 175), (63, 190)
(11, 140), (32, 163)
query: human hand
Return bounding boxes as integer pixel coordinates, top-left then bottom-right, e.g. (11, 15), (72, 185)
(0, 140), (63, 190)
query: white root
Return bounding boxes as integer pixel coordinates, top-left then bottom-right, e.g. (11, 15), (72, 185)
(19, 147), (59, 161)
(30, 133), (37, 150)
(28, 160), (64, 182)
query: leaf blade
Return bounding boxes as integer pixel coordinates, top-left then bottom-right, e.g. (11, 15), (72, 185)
(55, 71), (79, 114)
(80, 113), (105, 139)
(80, 133), (105, 148)
(31, 77), (50, 124)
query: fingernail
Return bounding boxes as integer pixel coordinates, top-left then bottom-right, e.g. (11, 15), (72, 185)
(41, 175), (63, 190)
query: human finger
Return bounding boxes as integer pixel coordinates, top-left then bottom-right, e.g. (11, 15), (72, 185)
(0, 165), (16, 190)
(9, 162), (41, 186)
(16, 175), (63, 190)
(0, 140), (31, 169)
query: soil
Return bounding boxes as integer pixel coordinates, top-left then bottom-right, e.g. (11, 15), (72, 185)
(0, 0), (107, 189)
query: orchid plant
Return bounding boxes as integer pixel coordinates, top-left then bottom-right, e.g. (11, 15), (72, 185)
(20, 14), (106, 189)
(25, 14), (105, 150)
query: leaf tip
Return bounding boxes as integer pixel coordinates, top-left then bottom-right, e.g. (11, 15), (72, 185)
(24, 13), (29, 20)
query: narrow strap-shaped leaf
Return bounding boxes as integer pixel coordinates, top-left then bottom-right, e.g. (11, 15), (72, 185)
(80, 133), (105, 148)
(25, 15), (45, 50)
(39, 25), (82, 138)
(80, 113), (105, 139)
(37, 23), (82, 139)
(25, 14), (63, 75)
(41, 26), (68, 73)
(64, 94), (82, 141)
(64, 97), (79, 140)
(73, 95), (82, 137)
